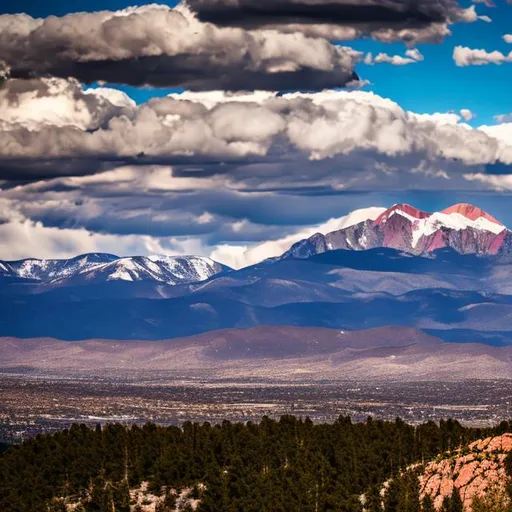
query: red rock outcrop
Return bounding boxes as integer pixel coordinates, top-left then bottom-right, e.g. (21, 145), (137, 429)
(419, 433), (512, 511)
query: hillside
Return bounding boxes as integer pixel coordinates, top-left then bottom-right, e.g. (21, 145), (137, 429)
(2, 326), (512, 381)
(1, 418), (511, 512)
(419, 434), (512, 511)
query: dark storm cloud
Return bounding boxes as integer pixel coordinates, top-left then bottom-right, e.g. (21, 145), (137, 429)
(13, 55), (358, 91)
(0, 5), (359, 90)
(187, 0), (477, 43)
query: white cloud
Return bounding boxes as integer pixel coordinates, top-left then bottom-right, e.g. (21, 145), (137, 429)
(460, 109), (475, 121)
(464, 173), (512, 191)
(503, 34), (512, 43)
(364, 49), (423, 66)
(454, 46), (512, 66)
(0, 199), (175, 261)
(1, 84), (512, 168)
(405, 48), (425, 61)
(211, 207), (387, 268)
(366, 53), (417, 66)
(0, 78), (133, 131)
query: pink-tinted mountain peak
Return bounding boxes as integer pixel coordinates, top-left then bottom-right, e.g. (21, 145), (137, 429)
(441, 203), (504, 226)
(374, 203), (431, 226)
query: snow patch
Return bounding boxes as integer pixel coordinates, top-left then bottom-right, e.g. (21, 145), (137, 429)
(412, 212), (505, 247)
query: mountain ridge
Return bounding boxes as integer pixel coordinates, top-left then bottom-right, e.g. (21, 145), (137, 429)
(2, 325), (511, 381)
(0, 254), (231, 286)
(0, 204), (511, 343)
(279, 202), (511, 262)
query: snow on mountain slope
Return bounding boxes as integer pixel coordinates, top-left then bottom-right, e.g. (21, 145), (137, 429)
(80, 255), (227, 285)
(374, 203), (431, 225)
(442, 203), (503, 224)
(0, 253), (119, 281)
(0, 254), (229, 286)
(279, 203), (510, 261)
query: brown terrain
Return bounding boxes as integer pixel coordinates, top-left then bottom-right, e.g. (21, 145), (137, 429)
(420, 434), (512, 511)
(1, 326), (512, 380)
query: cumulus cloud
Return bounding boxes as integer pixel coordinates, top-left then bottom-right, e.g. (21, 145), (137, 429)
(0, 77), (135, 131)
(460, 109), (475, 121)
(187, 0), (479, 44)
(1, 82), (511, 174)
(504, 34), (512, 43)
(454, 46), (512, 66)
(464, 173), (512, 191)
(0, 4), (360, 91)
(478, 122), (512, 146)
(364, 49), (424, 66)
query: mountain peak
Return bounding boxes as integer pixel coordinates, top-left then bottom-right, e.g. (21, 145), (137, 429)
(374, 203), (430, 225)
(442, 203), (504, 226)
(277, 202), (510, 262)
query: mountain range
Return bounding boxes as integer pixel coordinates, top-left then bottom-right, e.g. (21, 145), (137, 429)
(0, 253), (228, 286)
(1, 203), (511, 345)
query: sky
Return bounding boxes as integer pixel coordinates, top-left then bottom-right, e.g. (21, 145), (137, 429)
(0, 0), (511, 267)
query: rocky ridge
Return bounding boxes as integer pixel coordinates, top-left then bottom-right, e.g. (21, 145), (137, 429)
(419, 433), (512, 511)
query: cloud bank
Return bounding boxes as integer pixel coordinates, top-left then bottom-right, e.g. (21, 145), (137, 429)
(0, 4), (360, 90)
(1, 83), (512, 266)
(187, 0), (478, 44)
(1, 81), (511, 173)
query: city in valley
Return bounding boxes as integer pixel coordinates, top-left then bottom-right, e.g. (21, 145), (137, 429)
(1, 369), (511, 443)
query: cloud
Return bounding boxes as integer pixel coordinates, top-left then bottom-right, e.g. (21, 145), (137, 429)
(187, 0), (479, 44)
(478, 122), (512, 146)
(464, 173), (512, 191)
(0, 77), (135, 131)
(504, 34), (512, 43)
(210, 207), (386, 267)
(0, 197), (180, 261)
(454, 46), (512, 66)
(0, 4), (360, 91)
(364, 49), (424, 66)
(1, 83), (511, 176)
(495, 113), (512, 124)
(460, 109), (475, 121)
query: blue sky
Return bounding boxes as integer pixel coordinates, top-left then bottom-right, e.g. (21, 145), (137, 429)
(349, 0), (512, 125)
(4, 0), (511, 125)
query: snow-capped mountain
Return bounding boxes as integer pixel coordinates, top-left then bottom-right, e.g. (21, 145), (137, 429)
(0, 253), (119, 281)
(280, 203), (511, 261)
(75, 255), (229, 285)
(0, 254), (230, 286)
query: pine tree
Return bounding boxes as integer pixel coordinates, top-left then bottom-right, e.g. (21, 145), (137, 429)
(450, 488), (464, 512)
(422, 495), (435, 512)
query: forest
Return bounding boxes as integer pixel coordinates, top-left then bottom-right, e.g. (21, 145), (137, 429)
(0, 416), (511, 512)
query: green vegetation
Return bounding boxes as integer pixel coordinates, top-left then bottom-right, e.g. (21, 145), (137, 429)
(0, 417), (510, 512)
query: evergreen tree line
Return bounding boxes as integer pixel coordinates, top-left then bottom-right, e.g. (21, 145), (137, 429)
(0, 417), (511, 512)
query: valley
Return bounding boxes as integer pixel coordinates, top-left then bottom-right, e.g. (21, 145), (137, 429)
(1, 374), (511, 443)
